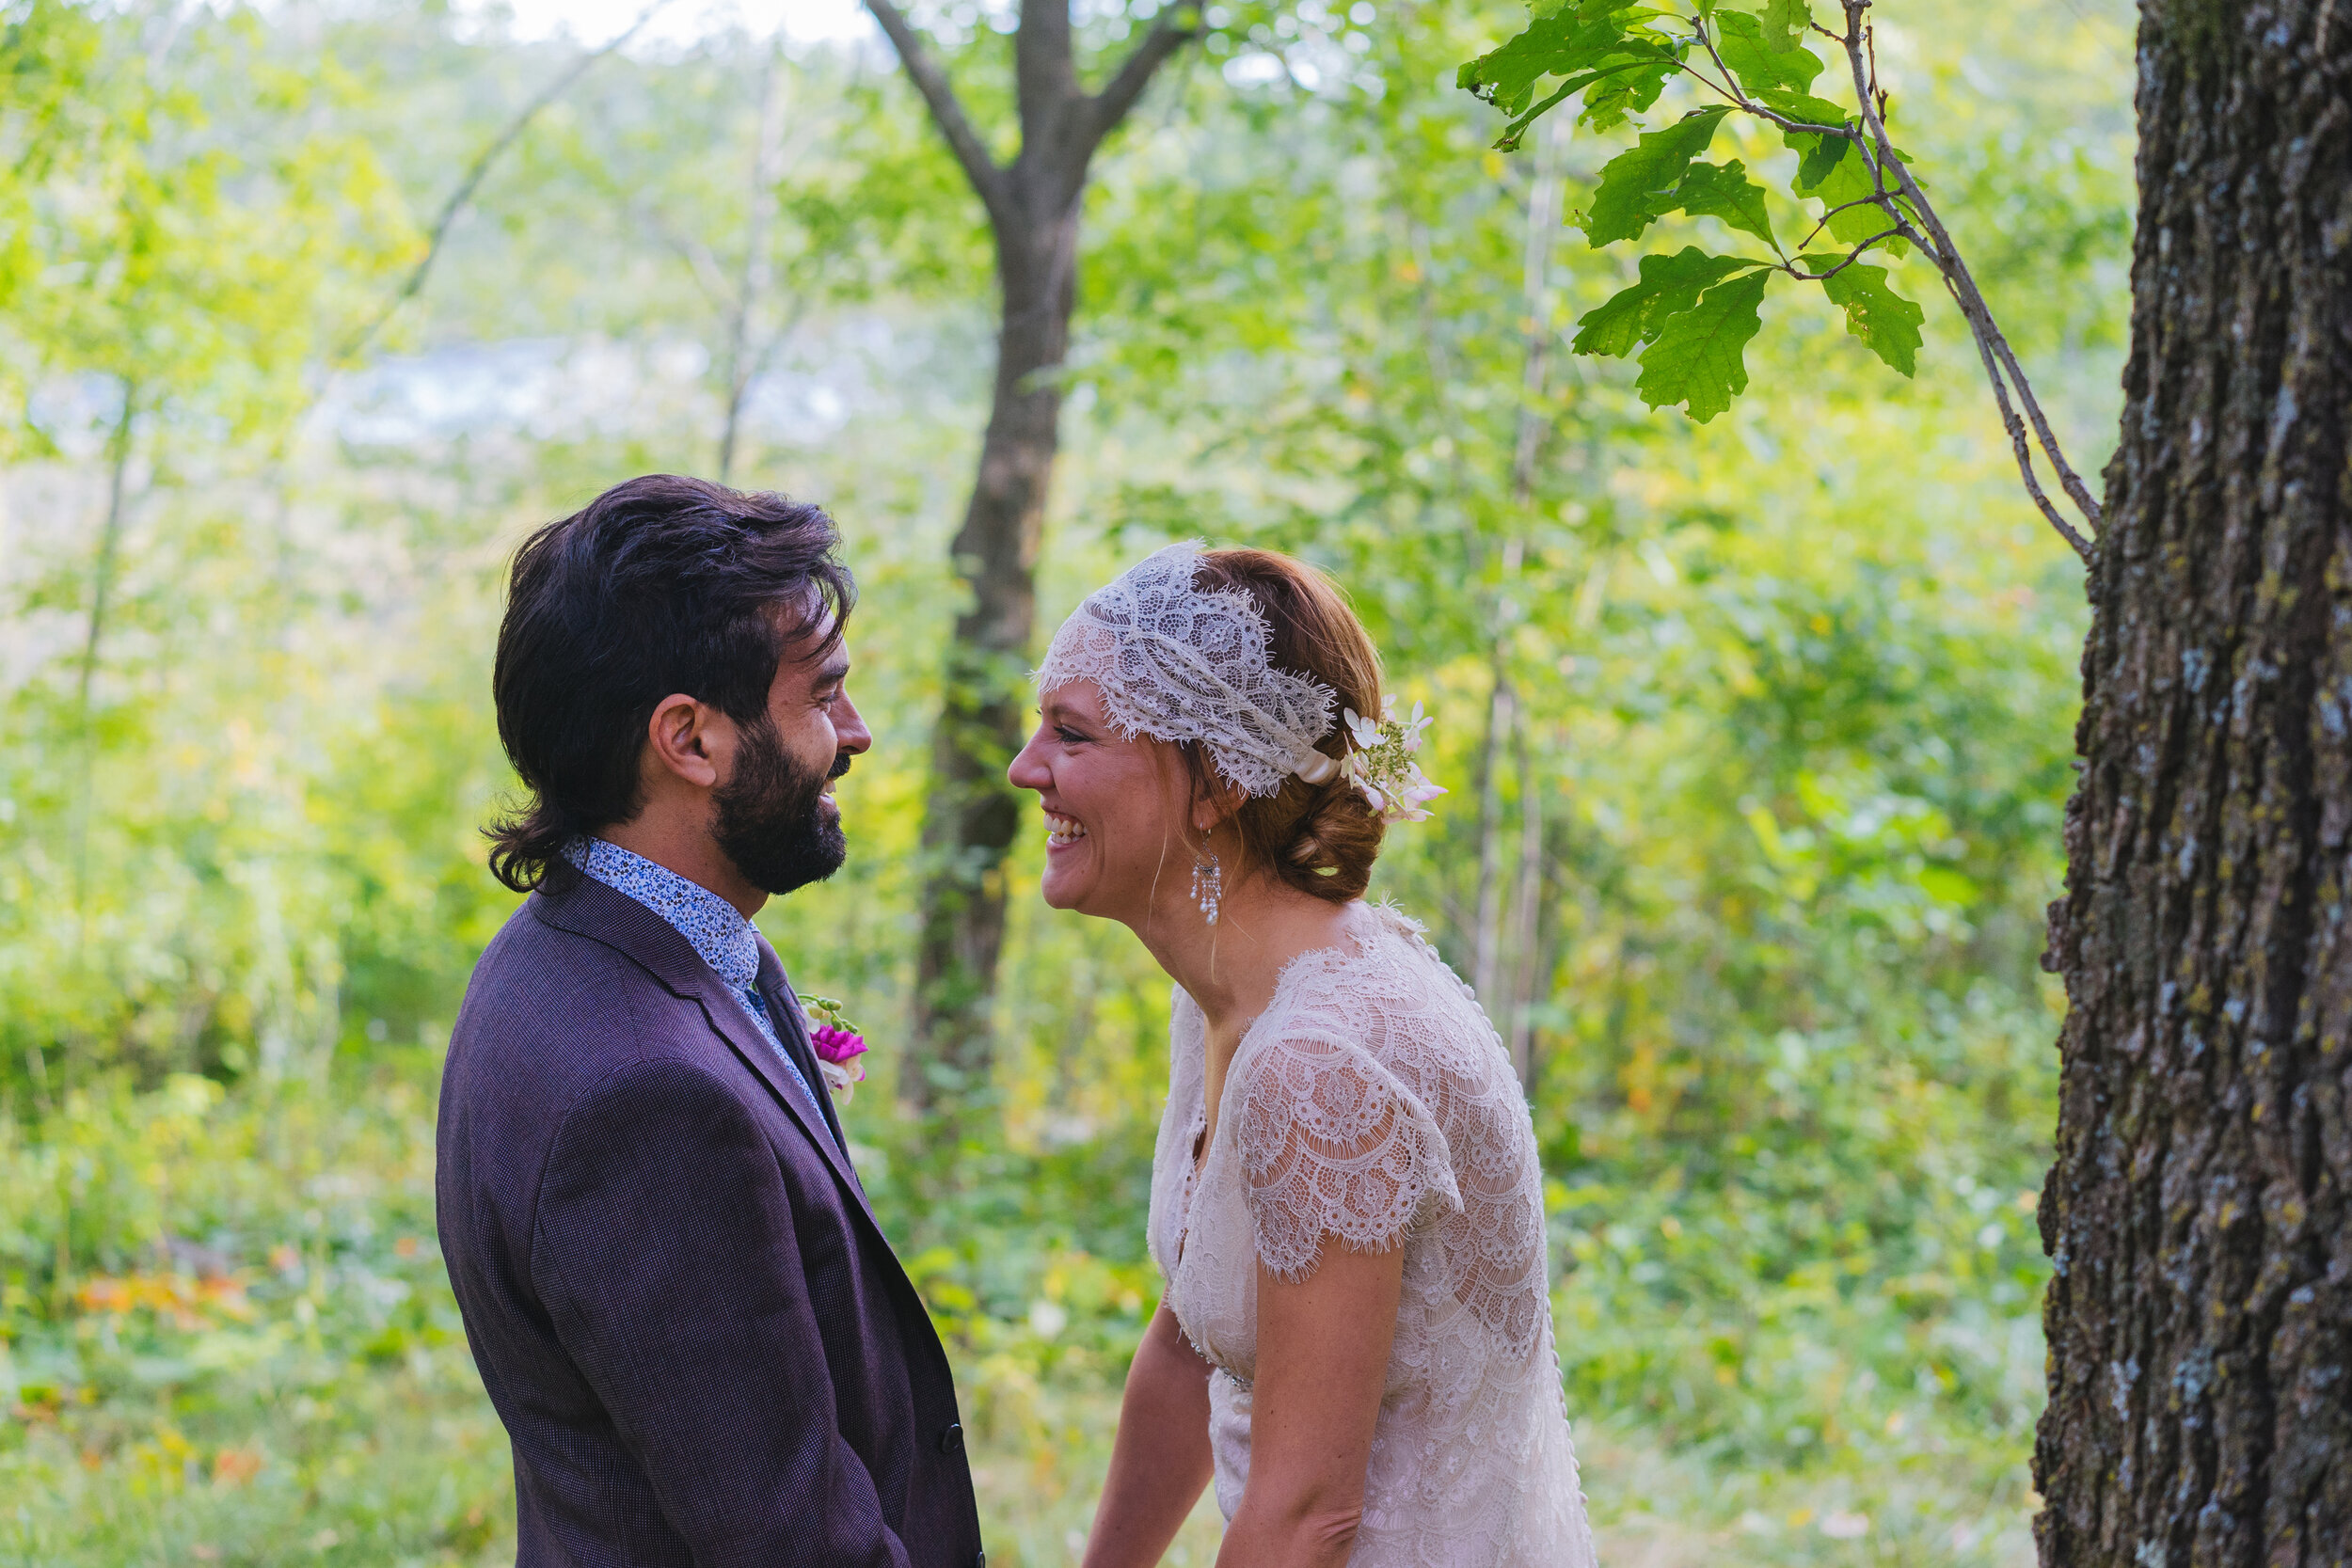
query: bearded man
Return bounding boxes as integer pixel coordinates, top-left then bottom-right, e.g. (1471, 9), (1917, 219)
(436, 475), (984, 1568)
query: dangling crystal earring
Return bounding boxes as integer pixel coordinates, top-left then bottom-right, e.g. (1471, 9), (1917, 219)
(1190, 829), (1223, 927)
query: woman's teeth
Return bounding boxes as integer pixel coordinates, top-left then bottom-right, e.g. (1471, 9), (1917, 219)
(1044, 812), (1087, 847)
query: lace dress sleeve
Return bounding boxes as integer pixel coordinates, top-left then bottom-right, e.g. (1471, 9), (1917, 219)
(1233, 1028), (1463, 1282)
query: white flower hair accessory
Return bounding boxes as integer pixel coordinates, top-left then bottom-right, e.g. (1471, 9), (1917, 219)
(1342, 696), (1448, 823)
(1035, 543), (1341, 797)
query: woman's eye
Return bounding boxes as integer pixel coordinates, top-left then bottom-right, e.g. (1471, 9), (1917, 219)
(1056, 726), (1089, 745)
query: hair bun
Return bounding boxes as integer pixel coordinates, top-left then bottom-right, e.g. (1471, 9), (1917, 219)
(1275, 775), (1384, 898)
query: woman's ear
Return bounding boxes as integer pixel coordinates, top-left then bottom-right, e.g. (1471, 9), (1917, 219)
(1189, 773), (1244, 835)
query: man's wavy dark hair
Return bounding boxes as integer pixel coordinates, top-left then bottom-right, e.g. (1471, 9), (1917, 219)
(485, 474), (855, 893)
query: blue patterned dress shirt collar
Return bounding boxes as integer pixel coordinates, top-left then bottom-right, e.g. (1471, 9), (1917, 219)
(563, 835), (764, 989)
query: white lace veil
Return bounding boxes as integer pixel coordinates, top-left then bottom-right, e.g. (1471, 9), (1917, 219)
(1034, 544), (1339, 797)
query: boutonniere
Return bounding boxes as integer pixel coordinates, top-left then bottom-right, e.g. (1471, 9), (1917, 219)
(797, 994), (869, 1104)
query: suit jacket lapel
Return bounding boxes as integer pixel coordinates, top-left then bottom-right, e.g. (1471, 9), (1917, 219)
(529, 877), (877, 1227)
(691, 979), (878, 1227)
(751, 942), (856, 1163)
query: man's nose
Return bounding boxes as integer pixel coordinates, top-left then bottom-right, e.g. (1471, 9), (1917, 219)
(835, 692), (873, 755)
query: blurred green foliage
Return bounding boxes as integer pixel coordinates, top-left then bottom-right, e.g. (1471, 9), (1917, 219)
(0, 0), (2132, 1561)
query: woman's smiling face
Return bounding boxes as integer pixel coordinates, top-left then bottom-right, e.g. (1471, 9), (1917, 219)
(1007, 680), (1194, 924)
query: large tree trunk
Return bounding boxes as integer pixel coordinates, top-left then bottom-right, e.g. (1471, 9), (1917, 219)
(865, 0), (1194, 1116)
(2035, 3), (2352, 1560)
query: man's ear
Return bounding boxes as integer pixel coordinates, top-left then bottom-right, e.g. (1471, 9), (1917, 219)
(644, 694), (723, 789)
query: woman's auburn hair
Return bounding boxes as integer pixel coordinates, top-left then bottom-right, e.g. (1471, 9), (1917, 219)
(1180, 547), (1387, 904)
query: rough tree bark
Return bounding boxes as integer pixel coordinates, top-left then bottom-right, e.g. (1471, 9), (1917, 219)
(865, 0), (1194, 1113)
(2035, 2), (2352, 1561)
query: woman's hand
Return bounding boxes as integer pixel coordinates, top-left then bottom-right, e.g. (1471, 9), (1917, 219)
(1083, 1303), (1216, 1568)
(1216, 1239), (1405, 1568)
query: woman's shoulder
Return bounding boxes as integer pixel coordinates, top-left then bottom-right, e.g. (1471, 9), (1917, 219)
(1260, 902), (1479, 1029)
(1248, 902), (1503, 1091)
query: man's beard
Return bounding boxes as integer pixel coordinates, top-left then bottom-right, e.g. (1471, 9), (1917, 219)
(712, 719), (850, 895)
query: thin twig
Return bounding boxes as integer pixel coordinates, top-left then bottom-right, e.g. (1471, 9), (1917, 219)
(1794, 194), (1895, 252)
(73, 378), (138, 962)
(1677, 25), (1743, 104)
(343, 0), (675, 359)
(76, 383), (137, 721)
(1782, 231), (1904, 280)
(1737, 103), (1861, 138)
(1688, 17), (1745, 103)
(720, 41), (793, 484)
(640, 206), (738, 310)
(1835, 0), (2102, 538)
(1962, 284), (2092, 560)
(1668, 0), (2099, 554)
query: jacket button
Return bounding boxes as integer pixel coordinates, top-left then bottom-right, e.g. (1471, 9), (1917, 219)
(938, 1421), (963, 1454)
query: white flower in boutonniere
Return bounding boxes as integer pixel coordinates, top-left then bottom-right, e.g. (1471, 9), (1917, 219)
(797, 993), (869, 1105)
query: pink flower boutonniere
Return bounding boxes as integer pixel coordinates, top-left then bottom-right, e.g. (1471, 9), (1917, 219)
(797, 993), (869, 1105)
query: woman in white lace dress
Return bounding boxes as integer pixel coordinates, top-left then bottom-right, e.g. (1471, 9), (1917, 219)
(1008, 544), (1594, 1567)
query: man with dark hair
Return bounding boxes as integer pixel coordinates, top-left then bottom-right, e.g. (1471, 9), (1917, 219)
(437, 475), (984, 1567)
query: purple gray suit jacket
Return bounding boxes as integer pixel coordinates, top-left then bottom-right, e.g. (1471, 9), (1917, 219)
(436, 869), (983, 1567)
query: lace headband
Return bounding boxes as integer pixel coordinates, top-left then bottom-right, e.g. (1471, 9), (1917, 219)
(1035, 544), (1447, 822)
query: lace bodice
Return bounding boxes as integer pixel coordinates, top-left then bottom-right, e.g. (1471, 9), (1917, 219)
(1146, 903), (1595, 1566)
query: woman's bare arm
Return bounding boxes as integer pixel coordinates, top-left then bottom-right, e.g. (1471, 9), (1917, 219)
(1083, 1303), (1217, 1568)
(1216, 1240), (1405, 1568)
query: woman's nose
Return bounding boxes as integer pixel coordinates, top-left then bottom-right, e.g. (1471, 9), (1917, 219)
(1008, 730), (1050, 792)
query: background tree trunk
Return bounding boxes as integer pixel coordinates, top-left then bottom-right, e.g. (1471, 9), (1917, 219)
(910, 198), (1080, 1105)
(2036, 2), (2352, 1560)
(866, 0), (1194, 1115)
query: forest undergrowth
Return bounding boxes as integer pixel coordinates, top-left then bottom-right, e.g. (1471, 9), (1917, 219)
(1, 1044), (2049, 1568)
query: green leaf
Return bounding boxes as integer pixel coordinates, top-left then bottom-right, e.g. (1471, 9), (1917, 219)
(1457, 3), (1666, 116)
(1581, 106), (1730, 245)
(1802, 252), (1924, 375)
(1764, 90), (1917, 253)
(1494, 55), (1680, 150)
(1712, 11), (1824, 94)
(1673, 159), (1777, 249)
(1634, 267), (1772, 421)
(1760, 0), (1812, 50)
(1787, 125), (1852, 191)
(1573, 246), (1759, 356)
(1578, 52), (1682, 132)
(1791, 135), (1899, 244)
(1760, 89), (1902, 245)
(1756, 87), (1851, 133)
